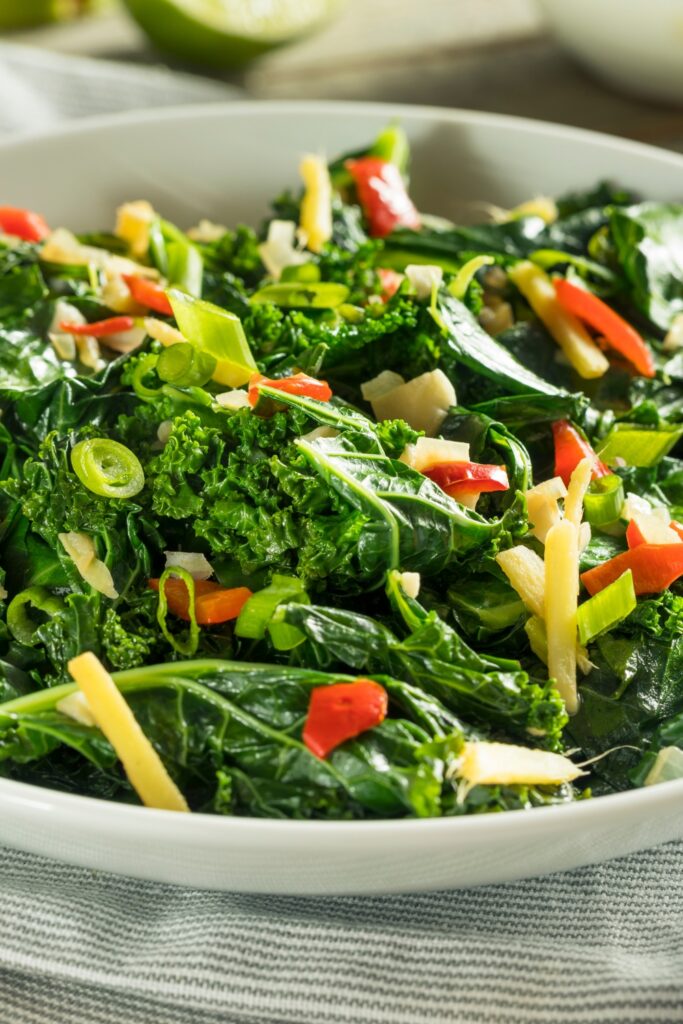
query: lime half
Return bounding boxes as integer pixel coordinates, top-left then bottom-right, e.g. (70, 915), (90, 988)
(120, 0), (342, 68)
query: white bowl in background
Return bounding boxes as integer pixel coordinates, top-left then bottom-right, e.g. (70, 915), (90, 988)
(2, 101), (683, 894)
(538, 0), (683, 105)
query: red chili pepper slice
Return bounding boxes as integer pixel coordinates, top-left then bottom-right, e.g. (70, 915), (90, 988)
(248, 372), (333, 407)
(302, 679), (388, 759)
(425, 461), (509, 498)
(59, 316), (136, 338)
(149, 578), (252, 625)
(345, 157), (420, 238)
(581, 544), (683, 596)
(122, 274), (173, 316)
(0, 206), (50, 243)
(552, 420), (610, 486)
(377, 268), (403, 301)
(554, 278), (655, 378)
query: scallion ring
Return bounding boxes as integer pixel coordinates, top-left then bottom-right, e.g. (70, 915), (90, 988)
(71, 439), (145, 499)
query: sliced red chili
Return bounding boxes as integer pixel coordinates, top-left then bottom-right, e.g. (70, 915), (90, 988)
(302, 679), (388, 759)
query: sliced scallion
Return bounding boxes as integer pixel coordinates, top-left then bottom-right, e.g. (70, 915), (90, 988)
(168, 289), (256, 388)
(583, 474), (625, 528)
(597, 424), (683, 468)
(449, 255), (494, 301)
(250, 282), (349, 309)
(235, 574), (309, 649)
(7, 587), (65, 647)
(157, 342), (216, 388)
(71, 438), (145, 500)
(577, 569), (636, 646)
(280, 263), (321, 284)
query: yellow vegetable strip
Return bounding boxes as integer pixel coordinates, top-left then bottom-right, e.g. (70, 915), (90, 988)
(495, 546), (545, 619)
(544, 519), (579, 714)
(456, 741), (582, 786)
(299, 154), (332, 253)
(565, 457), (593, 528)
(68, 652), (189, 813)
(508, 261), (609, 379)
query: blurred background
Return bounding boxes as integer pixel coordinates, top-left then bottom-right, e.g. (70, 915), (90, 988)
(3, 0), (683, 148)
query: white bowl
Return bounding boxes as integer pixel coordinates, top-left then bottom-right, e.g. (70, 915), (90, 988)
(538, 0), (683, 105)
(2, 101), (683, 894)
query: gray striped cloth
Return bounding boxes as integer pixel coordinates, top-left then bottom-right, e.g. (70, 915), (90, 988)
(0, 40), (682, 1024)
(0, 843), (682, 1023)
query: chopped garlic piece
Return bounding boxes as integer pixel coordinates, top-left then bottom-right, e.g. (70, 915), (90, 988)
(299, 154), (332, 253)
(115, 200), (155, 258)
(68, 652), (189, 812)
(565, 457), (592, 528)
(578, 521), (592, 552)
(456, 741), (582, 786)
(508, 262), (609, 380)
(526, 484), (564, 543)
(371, 370), (456, 436)
(215, 389), (251, 410)
(59, 531), (118, 600)
(397, 572), (421, 599)
(405, 264), (443, 300)
(299, 425), (339, 442)
(544, 519), (579, 714)
(400, 437), (470, 471)
(49, 299), (84, 361)
(496, 546), (545, 619)
(187, 218), (228, 243)
(663, 314), (683, 352)
(75, 334), (105, 372)
(41, 228), (158, 279)
(144, 317), (185, 348)
(102, 270), (145, 315)
(360, 370), (405, 402)
(164, 551), (214, 581)
(50, 333), (77, 361)
(630, 513), (681, 545)
(622, 492), (670, 523)
(258, 220), (309, 280)
(98, 326), (147, 354)
(56, 690), (97, 727)
(157, 419), (173, 446)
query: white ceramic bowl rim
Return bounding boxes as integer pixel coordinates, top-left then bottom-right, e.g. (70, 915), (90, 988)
(2, 99), (683, 845)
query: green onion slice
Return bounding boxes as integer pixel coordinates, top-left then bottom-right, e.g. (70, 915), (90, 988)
(583, 474), (625, 528)
(597, 424), (683, 468)
(280, 263), (321, 284)
(71, 439), (145, 500)
(449, 255), (494, 301)
(250, 282), (349, 309)
(235, 574), (309, 650)
(169, 289), (256, 388)
(157, 342), (216, 388)
(7, 587), (65, 647)
(156, 566), (199, 657)
(577, 569), (636, 646)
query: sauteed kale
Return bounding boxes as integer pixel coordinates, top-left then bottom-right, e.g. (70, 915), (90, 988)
(0, 127), (683, 816)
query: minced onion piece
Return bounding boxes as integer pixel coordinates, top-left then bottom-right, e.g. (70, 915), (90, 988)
(360, 370), (405, 402)
(397, 572), (421, 599)
(157, 420), (173, 446)
(455, 741), (581, 786)
(164, 551), (214, 581)
(49, 299), (85, 362)
(405, 264), (443, 300)
(75, 334), (105, 372)
(622, 492), (670, 523)
(56, 690), (97, 727)
(41, 228), (159, 279)
(98, 326), (147, 354)
(258, 220), (309, 280)
(663, 314), (683, 352)
(58, 531), (118, 600)
(399, 437), (470, 471)
(187, 219), (228, 243)
(144, 317), (185, 348)
(215, 390), (251, 411)
(299, 426), (339, 442)
(370, 370), (456, 436)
